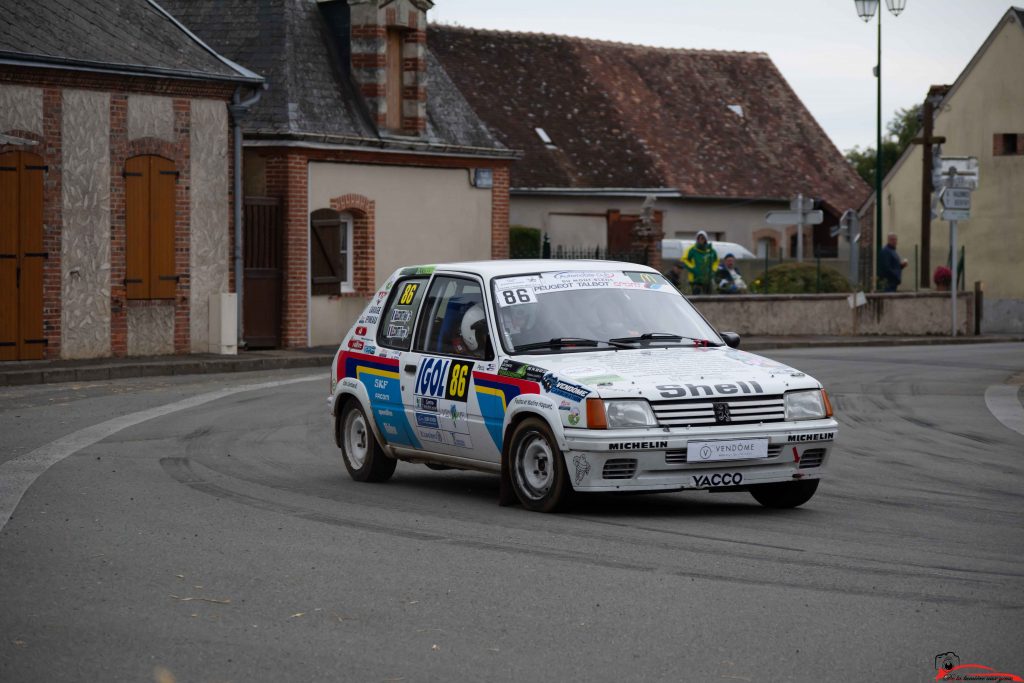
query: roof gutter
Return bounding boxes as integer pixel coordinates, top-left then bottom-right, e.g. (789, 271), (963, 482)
(0, 53), (264, 86)
(510, 187), (789, 203)
(243, 131), (520, 160)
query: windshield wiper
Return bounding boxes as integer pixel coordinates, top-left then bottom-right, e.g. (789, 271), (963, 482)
(608, 332), (723, 347)
(514, 337), (631, 352)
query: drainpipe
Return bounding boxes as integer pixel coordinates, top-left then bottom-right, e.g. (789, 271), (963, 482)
(229, 85), (264, 349)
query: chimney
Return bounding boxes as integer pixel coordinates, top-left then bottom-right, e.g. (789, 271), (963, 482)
(347, 0), (432, 136)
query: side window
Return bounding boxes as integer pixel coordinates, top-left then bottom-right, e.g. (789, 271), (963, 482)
(125, 155), (177, 300)
(378, 277), (428, 350)
(415, 276), (493, 360)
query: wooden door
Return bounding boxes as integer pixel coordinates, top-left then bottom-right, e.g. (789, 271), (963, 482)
(243, 197), (282, 348)
(0, 150), (45, 361)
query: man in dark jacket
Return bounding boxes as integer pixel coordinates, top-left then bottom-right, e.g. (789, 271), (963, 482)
(879, 233), (908, 292)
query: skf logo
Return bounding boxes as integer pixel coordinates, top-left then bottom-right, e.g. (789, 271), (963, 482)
(713, 402), (731, 424)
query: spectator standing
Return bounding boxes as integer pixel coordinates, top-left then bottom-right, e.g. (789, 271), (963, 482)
(716, 253), (748, 294)
(879, 233), (908, 292)
(682, 230), (719, 294)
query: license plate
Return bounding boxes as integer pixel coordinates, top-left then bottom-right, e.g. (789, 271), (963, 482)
(687, 438), (769, 462)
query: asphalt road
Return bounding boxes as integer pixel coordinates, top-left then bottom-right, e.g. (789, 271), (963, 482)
(1, 344), (1022, 683)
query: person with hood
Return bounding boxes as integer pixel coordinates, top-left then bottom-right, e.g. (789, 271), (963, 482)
(681, 230), (719, 294)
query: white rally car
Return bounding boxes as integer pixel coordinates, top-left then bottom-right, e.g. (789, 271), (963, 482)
(328, 261), (837, 512)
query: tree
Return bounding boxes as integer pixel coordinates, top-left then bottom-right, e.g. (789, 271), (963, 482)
(845, 104), (922, 186)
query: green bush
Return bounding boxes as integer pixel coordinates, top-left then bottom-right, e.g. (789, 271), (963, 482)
(751, 262), (851, 294)
(509, 226), (541, 259)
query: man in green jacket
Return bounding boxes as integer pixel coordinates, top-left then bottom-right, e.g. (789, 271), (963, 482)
(682, 230), (719, 294)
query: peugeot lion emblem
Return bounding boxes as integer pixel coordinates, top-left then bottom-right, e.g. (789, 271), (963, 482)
(713, 402), (732, 424)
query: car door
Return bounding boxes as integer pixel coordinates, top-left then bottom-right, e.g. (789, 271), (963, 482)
(369, 275), (430, 448)
(403, 274), (496, 462)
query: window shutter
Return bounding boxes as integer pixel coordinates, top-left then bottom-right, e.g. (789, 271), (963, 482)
(310, 209), (342, 296)
(150, 156), (177, 299)
(125, 156), (150, 299)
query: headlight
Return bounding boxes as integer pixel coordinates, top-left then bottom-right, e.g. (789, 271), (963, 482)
(785, 390), (827, 421)
(604, 400), (657, 428)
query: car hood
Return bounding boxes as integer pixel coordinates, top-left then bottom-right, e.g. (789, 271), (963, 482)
(513, 346), (820, 401)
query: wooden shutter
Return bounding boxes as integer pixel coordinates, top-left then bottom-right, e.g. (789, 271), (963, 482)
(0, 151), (45, 360)
(150, 156), (177, 299)
(126, 155), (177, 299)
(310, 209), (341, 296)
(125, 156), (150, 299)
(0, 151), (18, 361)
(19, 152), (45, 359)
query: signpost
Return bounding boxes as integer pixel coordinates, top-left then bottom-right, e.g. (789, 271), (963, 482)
(832, 209), (861, 287)
(936, 157), (979, 337)
(765, 194), (823, 262)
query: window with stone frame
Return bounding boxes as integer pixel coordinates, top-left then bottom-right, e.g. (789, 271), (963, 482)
(993, 133), (1022, 156)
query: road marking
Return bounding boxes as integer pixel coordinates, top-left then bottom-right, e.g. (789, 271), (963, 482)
(984, 385), (1024, 438)
(0, 374), (321, 533)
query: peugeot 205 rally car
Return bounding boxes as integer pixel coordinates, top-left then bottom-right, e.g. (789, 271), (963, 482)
(328, 261), (837, 513)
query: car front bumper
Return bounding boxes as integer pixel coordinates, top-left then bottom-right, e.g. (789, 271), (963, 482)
(560, 419), (838, 492)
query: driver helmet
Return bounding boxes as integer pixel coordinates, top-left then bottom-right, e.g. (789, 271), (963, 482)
(460, 304), (488, 352)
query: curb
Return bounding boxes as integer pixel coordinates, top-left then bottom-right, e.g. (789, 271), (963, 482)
(1, 336), (1021, 388)
(0, 354), (334, 388)
(740, 336), (1024, 351)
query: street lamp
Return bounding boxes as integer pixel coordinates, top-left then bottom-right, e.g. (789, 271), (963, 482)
(855, 0), (907, 289)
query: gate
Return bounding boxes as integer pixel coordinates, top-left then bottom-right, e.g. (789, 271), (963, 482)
(243, 197), (282, 348)
(0, 150), (45, 361)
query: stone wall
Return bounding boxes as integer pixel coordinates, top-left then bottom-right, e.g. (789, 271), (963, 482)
(693, 292), (975, 337)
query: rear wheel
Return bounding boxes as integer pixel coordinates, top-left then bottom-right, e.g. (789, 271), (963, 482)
(749, 479), (819, 509)
(340, 403), (396, 483)
(508, 418), (570, 513)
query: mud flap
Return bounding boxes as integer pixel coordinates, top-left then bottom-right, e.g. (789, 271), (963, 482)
(498, 451), (516, 506)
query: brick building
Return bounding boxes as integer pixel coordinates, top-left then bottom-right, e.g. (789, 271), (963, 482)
(0, 0), (262, 361)
(163, 0), (517, 349)
(430, 26), (869, 264)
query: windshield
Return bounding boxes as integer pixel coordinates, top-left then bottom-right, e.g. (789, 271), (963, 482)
(492, 270), (723, 354)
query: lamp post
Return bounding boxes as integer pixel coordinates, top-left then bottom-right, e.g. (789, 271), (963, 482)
(855, 0), (907, 290)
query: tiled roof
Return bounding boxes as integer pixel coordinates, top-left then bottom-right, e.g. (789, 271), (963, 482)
(0, 0), (261, 84)
(430, 26), (869, 210)
(160, 0), (510, 155)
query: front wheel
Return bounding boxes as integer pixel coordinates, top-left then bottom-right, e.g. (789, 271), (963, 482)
(749, 479), (819, 509)
(340, 403), (396, 483)
(508, 418), (570, 512)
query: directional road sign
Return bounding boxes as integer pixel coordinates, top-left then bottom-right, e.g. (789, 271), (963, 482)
(940, 188), (971, 210)
(766, 209), (823, 226)
(941, 208), (970, 221)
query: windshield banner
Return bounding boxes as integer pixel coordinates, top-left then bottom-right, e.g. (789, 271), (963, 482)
(495, 271), (672, 305)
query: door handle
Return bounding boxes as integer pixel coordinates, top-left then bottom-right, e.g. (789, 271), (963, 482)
(404, 364), (417, 374)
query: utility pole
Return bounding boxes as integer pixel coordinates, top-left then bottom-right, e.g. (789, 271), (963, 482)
(910, 85), (949, 289)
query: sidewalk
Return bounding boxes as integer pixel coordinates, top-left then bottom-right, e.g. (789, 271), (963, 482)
(1, 335), (1021, 387)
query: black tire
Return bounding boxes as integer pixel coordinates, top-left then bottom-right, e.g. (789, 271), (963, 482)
(508, 418), (570, 512)
(749, 479), (819, 509)
(339, 403), (396, 483)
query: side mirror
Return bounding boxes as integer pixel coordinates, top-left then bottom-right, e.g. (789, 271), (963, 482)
(721, 332), (741, 349)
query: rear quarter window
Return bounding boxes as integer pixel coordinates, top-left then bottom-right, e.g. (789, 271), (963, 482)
(377, 278), (429, 350)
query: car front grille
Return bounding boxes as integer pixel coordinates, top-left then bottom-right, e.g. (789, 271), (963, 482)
(603, 458), (638, 479)
(665, 443), (784, 464)
(651, 394), (786, 428)
(798, 448), (826, 469)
